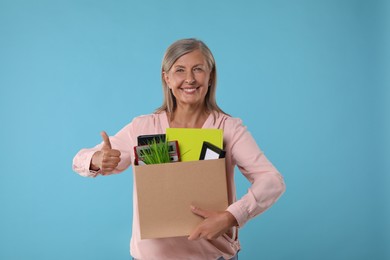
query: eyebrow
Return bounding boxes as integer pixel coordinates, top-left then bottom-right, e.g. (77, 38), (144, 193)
(173, 64), (205, 68)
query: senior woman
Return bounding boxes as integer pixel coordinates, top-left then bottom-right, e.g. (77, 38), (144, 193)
(72, 38), (285, 260)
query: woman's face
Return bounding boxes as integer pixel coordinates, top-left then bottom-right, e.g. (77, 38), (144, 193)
(163, 50), (211, 109)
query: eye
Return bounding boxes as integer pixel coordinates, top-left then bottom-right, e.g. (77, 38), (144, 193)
(193, 67), (203, 72)
(175, 68), (184, 73)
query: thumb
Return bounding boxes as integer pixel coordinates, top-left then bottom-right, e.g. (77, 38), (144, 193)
(101, 131), (112, 150)
(191, 205), (211, 219)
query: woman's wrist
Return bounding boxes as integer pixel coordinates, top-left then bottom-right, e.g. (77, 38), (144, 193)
(90, 151), (102, 171)
(225, 211), (238, 227)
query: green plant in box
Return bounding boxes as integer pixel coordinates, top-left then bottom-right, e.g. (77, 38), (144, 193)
(142, 138), (171, 165)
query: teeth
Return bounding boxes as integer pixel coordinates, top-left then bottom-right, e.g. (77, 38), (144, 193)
(182, 88), (197, 93)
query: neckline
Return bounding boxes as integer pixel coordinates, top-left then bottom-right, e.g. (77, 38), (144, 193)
(160, 111), (213, 130)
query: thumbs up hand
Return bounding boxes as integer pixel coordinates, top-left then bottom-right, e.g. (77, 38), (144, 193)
(101, 131), (113, 151)
(90, 131), (121, 175)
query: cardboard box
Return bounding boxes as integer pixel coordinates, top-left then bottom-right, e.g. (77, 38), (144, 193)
(134, 159), (228, 239)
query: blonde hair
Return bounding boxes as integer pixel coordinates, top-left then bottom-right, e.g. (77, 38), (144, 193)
(155, 38), (227, 119)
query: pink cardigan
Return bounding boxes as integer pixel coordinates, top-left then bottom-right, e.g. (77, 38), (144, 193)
(72, 111), (285, 260)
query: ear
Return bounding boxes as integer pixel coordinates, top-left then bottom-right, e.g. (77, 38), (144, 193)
(163, 71), (170, 87)
(208, 71), (213, 86)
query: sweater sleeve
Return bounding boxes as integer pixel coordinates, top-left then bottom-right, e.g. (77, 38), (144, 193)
(225, 118), (285, 227)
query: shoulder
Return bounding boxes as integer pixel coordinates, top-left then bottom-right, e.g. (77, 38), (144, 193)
(133, 112), (165, 124)
(128, 112), (165, 134)
(213, 113), (249, 146)
(213, 112), (245, 130)
(131, 113), (158, 124)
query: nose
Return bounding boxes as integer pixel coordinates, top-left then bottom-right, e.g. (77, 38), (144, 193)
(185, 71), (195, 84)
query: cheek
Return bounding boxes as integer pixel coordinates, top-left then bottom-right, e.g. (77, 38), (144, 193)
(169, 75), (184, 86)
(198, 73), (210, 83)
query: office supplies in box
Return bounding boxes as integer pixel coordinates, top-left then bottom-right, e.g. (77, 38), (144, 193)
(134, 140), (180, 165)
(166, 128), (223, 162)
(137, 134), (166, 146)
(199, 141), (226, 160)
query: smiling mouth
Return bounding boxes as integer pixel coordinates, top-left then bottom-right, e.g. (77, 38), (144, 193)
(180, 87), (200, 93)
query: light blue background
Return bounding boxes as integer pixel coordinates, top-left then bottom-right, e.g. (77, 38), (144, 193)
(0, 0), (388, 259)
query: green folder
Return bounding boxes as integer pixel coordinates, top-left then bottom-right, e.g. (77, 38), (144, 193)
(166, 128), (223, 162)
